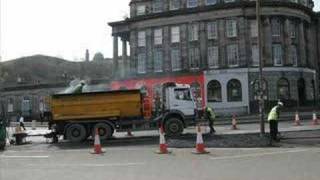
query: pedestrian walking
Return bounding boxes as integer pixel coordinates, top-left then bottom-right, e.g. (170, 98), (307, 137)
(18, 113), (26, 131)
(205, 106), (216, 134)
(268, 102), (283, 142)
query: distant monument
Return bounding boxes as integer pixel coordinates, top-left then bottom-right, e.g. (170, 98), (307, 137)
(93, 52), (104, 62)
(85, 49), (90, 62)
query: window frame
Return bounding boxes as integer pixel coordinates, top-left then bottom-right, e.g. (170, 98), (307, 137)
(250, 19), (258, 38)
(206, 0), (217, 5)
(136, 5), (146, 16)
(207, 80), (222, 102)
(154, 28), (163, 45)
(227, 79), (242, 102)
(271, 18), (281, 37)
(187, 0), (198, 8)
(171, 48), (182, 71)
(226, 19), (237, 38)
(137, 52), (147, 74)
(138, 31), (146, 47)
(227, 44), (239, 67)
(207, 21), (218, 40)
(170, 0), (180, 10)
(272, 44), (283, 66)
(153, 0), (163, 13)
(189, 23), (199, 42)
(189, 47), (200, 70)
(208, 46), (219, 68)
(251, 44), (259, 67)
(171, 26), (180, 43)
(153, 49), (163, 72)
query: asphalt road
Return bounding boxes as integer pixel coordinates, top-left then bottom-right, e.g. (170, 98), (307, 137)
(1, 122), (320, 180)
(1, 128), (320, 180)
(1, 145), (320, 180)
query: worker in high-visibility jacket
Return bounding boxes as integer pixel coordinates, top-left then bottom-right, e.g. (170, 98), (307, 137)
(205, 106), (216, 134)
(268, 102), (284, 142)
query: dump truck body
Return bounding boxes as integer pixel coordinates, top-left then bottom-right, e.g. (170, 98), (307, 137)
(50, 90), (143, 121)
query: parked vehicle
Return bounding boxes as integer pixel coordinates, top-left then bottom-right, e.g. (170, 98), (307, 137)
(47, 83), (204, 142)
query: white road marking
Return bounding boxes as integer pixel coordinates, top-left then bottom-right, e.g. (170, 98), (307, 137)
(0, 155), (49, 159)
(27, 162), (146, 167)
(210, 149), (308, 160)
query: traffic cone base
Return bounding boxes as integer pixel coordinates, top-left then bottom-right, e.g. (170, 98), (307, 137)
(293, 112), (302, 126)
(90, 147), (106, 154)
(192, 143), (210, 154)
(311, 113), (319, 126)
(192, 125), (210, 155)
(231, 115), (239, 130)
(155, 126), (171, 154)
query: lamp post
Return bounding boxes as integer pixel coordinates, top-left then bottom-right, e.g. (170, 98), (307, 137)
(256, 0), (265, 136)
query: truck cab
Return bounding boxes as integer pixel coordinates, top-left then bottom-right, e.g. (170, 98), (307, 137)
(160, 83), (200, 136)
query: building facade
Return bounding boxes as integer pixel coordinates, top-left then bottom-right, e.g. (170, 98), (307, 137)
(109, 0), (319, 115)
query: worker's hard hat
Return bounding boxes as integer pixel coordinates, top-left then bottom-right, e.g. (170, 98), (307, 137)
(278, 102), (284, 106)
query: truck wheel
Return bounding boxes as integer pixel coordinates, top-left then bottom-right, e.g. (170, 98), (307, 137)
(66, 124), (87, 142)
(165, 118), (184, 136)
(92, 123), (113, 140)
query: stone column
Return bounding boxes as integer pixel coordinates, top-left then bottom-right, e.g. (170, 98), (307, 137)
(299, 21), (306, 66)
(263, 18), (272, 66)
(113, 36), (119, 77)
(284, 19), (292, 65)
(122, 38), (127, 78)
(199, 22), (207, 70)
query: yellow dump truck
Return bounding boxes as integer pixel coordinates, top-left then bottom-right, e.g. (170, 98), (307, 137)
(48, 84), (203, 142)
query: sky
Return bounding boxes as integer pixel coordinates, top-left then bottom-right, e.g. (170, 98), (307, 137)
(0, 0), (319, 61)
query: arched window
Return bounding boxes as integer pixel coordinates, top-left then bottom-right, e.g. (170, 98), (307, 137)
(227, 79), (242, 102)
(278, 78), (290, 100)
(207, 80), (222, 102)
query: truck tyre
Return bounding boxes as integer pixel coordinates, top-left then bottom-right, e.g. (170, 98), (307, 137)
(165, 118), (184, 136)
(92, 123), (113, 140)
(66, 124), (87, 142)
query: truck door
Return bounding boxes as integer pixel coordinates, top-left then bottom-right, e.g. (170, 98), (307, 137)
(171, 88), (196, 116)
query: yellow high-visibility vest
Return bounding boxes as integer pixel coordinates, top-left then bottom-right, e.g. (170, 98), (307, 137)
(268, 106), (278, 121)
(205, 107), (216, 120)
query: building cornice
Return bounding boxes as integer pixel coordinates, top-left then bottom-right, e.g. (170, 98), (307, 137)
(109, 1), (315, 27)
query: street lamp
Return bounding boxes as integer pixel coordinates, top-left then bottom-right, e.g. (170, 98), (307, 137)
(256, 0), (265, 136)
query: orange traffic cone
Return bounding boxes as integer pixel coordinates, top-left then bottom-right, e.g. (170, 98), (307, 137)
(192, 125), (210, 154)
(311, 112), (319, 126)
(231, 114), (238, 130)
(294, 111), (302, 126)
(126, 129), (133, 137)
(156, 125), (171, 154)
(91, 128), (105, 154)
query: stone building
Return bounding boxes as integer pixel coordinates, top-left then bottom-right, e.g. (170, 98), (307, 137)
(109, 0), (319, 115)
